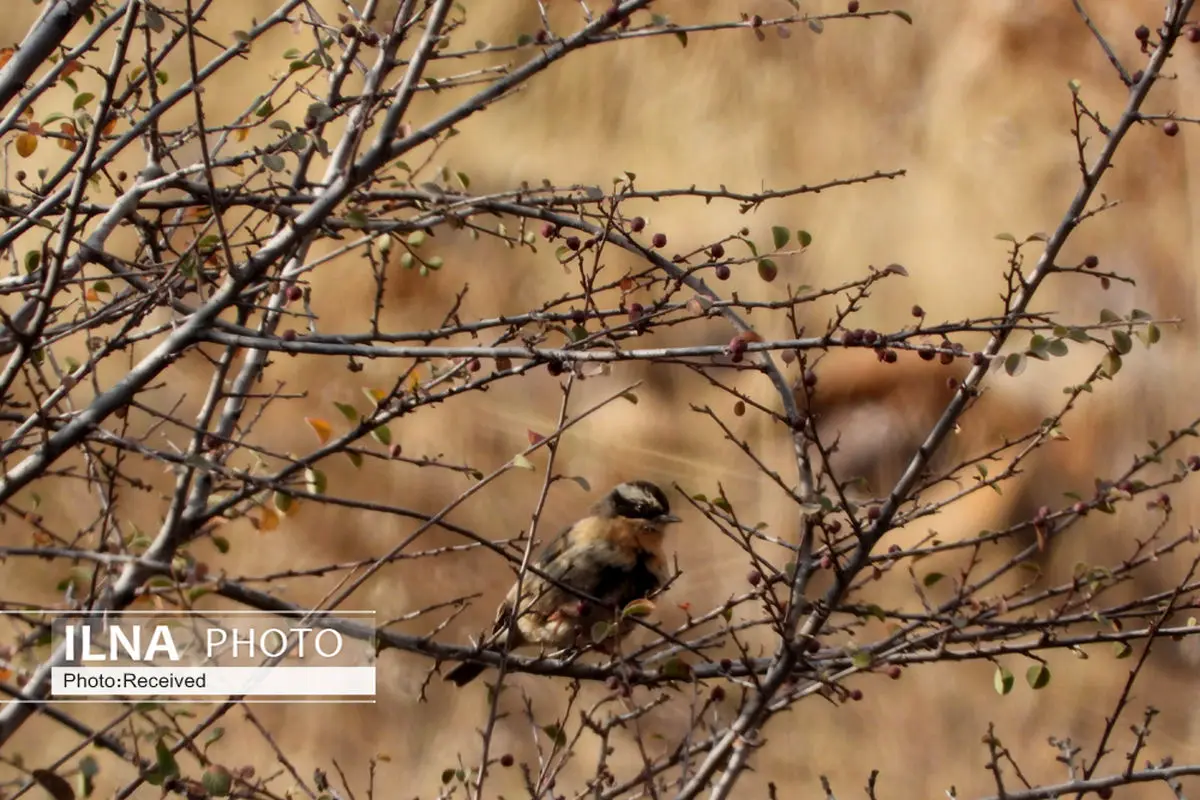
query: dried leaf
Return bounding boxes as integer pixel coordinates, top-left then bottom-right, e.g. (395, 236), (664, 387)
(304, 417), (332, 444)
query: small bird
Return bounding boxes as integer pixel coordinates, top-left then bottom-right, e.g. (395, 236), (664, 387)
(444, 480), (682, 687)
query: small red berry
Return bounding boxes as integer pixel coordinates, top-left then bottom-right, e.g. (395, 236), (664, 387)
(728, 336), (748, 362)
(565, 235), (581, 251)
(1135, 24), (1151, 41)
(972, 351), (987, 367)
(847, 0), (860, 11)
(887, 665), (901, 680)
(651, 232), (667, 248)
(630, 216), (646, 233)
(720, 658), (733, 670)
(781, 349), (796, 365)
(500, 754), (514, 768)
(802, 369), (818, 387)
(710, 685), (726, 702)
(1072, 501), (1088, 516)
(534, 30), (549, 44)
(1164, 120), (1180, 137)
(862, 329), (878, 345)
(747, 570), (762, 586)
(918, 346), (935, 361)
(540, 221), (556, 239)
(911, 304), (924, 317)
(1187, 455), (1200, 471)
(714, 264), (731, 280)
(1188, 26), (1200, 43)
(468, 358), (481, 372)
(1083, 254), (1100, 269)
(883, 349), (898, 364)
(285, 284), (303, 302)
(281, 329), (297, 341)
(628, 302), (644, 322)
(850, 688), (864, 701)
(939, 351), (954, 366)
(546, 360), (564, 376)
(733, 400), (746, 416)
(709, 242), (726, 259)
(866, 505), (881, 520)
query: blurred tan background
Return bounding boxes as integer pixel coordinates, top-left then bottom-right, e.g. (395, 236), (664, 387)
(4, 1), (1200, 797)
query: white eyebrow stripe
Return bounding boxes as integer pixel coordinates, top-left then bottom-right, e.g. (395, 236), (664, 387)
(616, 483), (658, 508)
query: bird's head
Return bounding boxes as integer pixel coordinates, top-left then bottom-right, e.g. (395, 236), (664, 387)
(599, 480), (681, 528)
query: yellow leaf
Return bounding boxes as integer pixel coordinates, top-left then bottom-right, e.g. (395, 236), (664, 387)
(304, 416), (332, 444)
(361, 387), (386, 406)
(257, 504), (280, 532)
(512, 454), (535, 470)
(15, 132), (36, 158)
(236, 127), (249, 142)
(84, 288), (99, 302)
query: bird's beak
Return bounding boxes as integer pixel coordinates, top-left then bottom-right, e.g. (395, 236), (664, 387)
(657, 513), (682, 525)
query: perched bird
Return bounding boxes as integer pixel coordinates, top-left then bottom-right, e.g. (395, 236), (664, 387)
(444, 480), (681, 687)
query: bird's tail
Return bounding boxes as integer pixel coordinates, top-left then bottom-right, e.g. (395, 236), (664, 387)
(444, 660), (488, 686)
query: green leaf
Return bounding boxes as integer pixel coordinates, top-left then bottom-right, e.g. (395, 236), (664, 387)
(1111, 329), (1132, 355)
(922, 572), (944, 587)
(1004, 352), (1025, 377)
(1101, 350), (1122, 378)
(590, 621), (613, 643)
(72, 92), (95, 110)
(661, 657), (692, 679)
(1025, 663), (1051, 690)
(155, 738), (180, 780)
(771, 226), (790, 249)
(333, 401), (359, 423)
(305, 467), (327, 495)
(1113, 641), (1133, 659)
(370, 425), (392, 446)
(1099, 308), (1120, 324)
(995, 232), (1017, 243)
(850, 649), (873, 669)
(566, 475), (591, 491)
(993, 665), (1014, 695)
(541, 724), (567, 747)
(212, 535), (230, 554)
(441, 768), (455, 784)
(893, 9), (913, 24)
(201, 767), (232, 797)
(797, 229), (813, 247)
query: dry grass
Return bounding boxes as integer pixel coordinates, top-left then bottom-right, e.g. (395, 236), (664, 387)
(3, 1), (1200, 796)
